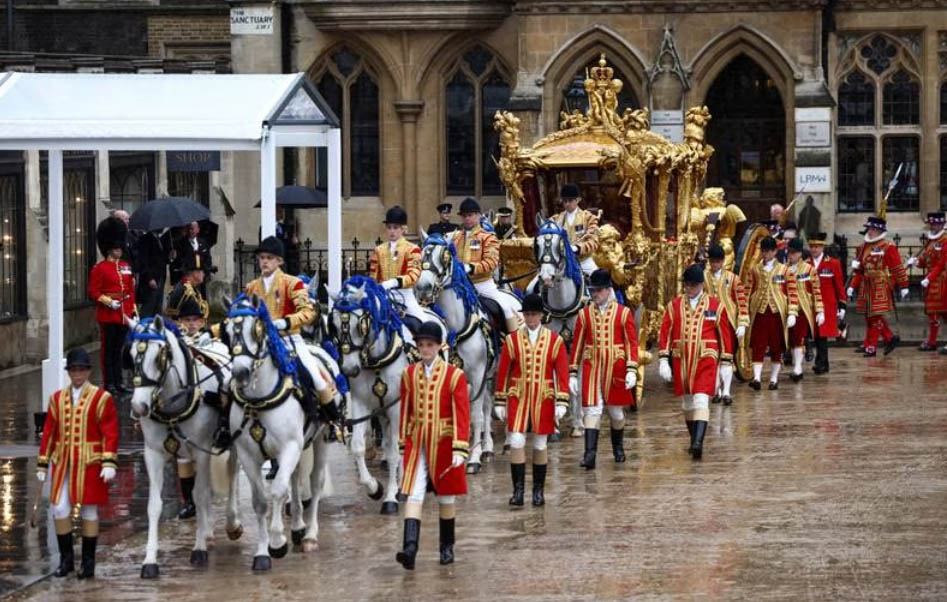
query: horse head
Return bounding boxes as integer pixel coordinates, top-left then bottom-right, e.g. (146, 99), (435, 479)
(128, 315), (185, 419)
(329, 276), (401, 378)
(225, 294), (271, 384)
(534, 219), (581, 289)
(416, 233), (460, 305)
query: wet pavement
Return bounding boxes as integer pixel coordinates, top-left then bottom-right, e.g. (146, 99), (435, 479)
(3, 347), (947, 601)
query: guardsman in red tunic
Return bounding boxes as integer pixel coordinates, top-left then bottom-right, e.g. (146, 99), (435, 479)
(785, 238), (825, 382)
(551, 183), (600, 275)
(494, 294), (569, 507)
(847, 216), (910, 357)
(37, 348), (119, 580)
(807, 233), (846, 374)
(568, 269), (638, 469)
(658, 265), (735, 459)
(396, 321), (470, 570)
(745, 236), (799, 390)
(704, 244), (748, 405)
(88, 217), (136, 395)
(370, 206), (426, 328)
(906, 212), (947, 351)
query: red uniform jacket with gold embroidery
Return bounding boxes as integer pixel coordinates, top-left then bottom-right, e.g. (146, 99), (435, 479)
(399, 359), (470, 496)
(850, 238), (908, 316)
(745, 260), (799, 346)
(495, 327), (569, 435)
(449, 226), (499, 284)
(370, 238), (422, 289)
(244, 269), (315, 335)
(551, 208), (599, 260)
(810, 254), (846, 337)
(569, 300), (638, 407)
(659, 294), (735, 396)
(88, 258), (135, 324)
(704, 268), (749, 330)
(786, 261), (824, 333)
(916, 232), (947, 314)
(38, 384), (119, 506)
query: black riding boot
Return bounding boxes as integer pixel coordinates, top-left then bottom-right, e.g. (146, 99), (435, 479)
(689, 420), (708, 460)
(54, 533), (74, 577)
(439, 518), (455, 565)
(509, 463), (525, 506)
(532, 464), (547, 506)
(610, 428), (625, 463)
(579, 429), (598, 470)
(77, 536), (97, 579)
(396, 518), (420, 570)
(686, 420), (695, 454)
(178, 476), (196, 519)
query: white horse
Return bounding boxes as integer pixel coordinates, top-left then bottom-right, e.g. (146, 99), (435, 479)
(128, 316), (242, 579)
(224, 294), (337, 571)
(529, 218), (588, 436)
(329, 275), (419, 514)
(414, 232), (499, 473)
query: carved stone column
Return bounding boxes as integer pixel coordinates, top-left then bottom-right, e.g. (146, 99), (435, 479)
(394, 100), (424, 231)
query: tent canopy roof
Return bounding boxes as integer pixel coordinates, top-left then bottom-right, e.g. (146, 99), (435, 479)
(0, 71), (339, 150)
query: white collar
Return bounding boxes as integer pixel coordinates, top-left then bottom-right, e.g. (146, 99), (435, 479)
(864, 231), (887, 244)
(687, 293), (702, 308)
(813, 253), (823, 265)
(763, 258), (776, 271)
(71, 385), (84, 403)
(926, 228), (946, 240)
(190, 237), (198, 248)
(262, 271), (276, 293)
(713, 269), (723, 279)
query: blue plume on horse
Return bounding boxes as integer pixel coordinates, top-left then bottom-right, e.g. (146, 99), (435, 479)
(479, 216), (495, 233)
(537, 220), (583, 287)
(335, 275), (405, 340)
(227, 293), (298, 377)
(128, 316), (182, 343)
(421, 235), (480, 317)
(321, 339), (341, 361)
(334, 372), (350, 395)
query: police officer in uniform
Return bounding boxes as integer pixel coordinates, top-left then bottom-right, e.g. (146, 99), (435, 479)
(427, 203), (458, 237)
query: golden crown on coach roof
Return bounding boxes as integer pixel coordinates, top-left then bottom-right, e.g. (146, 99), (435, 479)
(589, 53), (614, 84)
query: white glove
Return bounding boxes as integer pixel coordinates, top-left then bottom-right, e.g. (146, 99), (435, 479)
(451, 453), (465, 468)
(900, 288), (910, 300)
(816, 312), (825, 326)
(625, 370), (637, 390)
(109, 300), (121, 310)
(837, 308), (846, 321)
(846, 287), (855, 299)
(464, 263), (474, 275)
(787, 315), (797, 329)
(659, 357), (672, 383)
(921, 278), (930, 288)
(272, 319), (288, 331)
(851, 260), (860, 270)
(100, 466), (116, 482)
(494, 405), (506, 422)
(554, 405), (567, 422)
(569, 375), (578, 396)
(906, 256), (918, 267)
(571, 244), (579, 253)
(381, 279), (399, 290)
(36, 470), (46, 482)
(735, 325), (746, 339)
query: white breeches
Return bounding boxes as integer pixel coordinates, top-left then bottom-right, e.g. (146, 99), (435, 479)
(392, 288), (427, 321)
(508, 432), (548, 451)
(407, 449), (455, 505)
(473, 279), (519, 320)
(717, 362), (734, 396)
(52, 474), (98, 521)
(581, 389), (625, 422)
(578, 256), (598, 276)
(681, 393), (710, 413)
(288, 333), (328, 391)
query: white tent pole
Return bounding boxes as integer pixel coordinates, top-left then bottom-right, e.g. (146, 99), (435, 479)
(42, 150), (64, 408)
(327, 128), (342, 299)
(260, 127), (277, 239)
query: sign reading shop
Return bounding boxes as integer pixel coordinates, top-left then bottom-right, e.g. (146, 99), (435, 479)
(230, 6), (275, 35)
(168, 151), (220, 172)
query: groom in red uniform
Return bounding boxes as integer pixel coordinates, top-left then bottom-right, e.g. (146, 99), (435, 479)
(907, 212), (947, 351)
(807, 233), (846, 373)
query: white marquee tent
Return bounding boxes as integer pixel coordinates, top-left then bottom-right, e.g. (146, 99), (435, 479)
(0, 71), (341, 404)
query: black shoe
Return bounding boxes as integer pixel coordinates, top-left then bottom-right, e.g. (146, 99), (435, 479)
(790, 372), (803, 383)
(689, 420), (707, 460)
(812, 364), (826, 375)
(749, 380), (761, 391)
(864, 348), (877, 357)
(610, 428), (625, 463)
(721, 395), (733, 406)
(768, 382), (778, 390)
(532, 464), (546, 507)
(854, 345), (866, 353)
(53, 533), (74, 578)
(509, 463), (525, 506)
(579, 429), (598, 470)
(438, 518), (455, 565)
(805, 348), (814, 362)
(177, 501), (196, 520)
(919, 341), (937, 351)
(711, 395), (721, 404)
(76, 536), (97, 579)
(883, 335), (900, 356)
(396, 518), (420, 570)
(940, 345), (947, 356)
(265, 459), (279, 481)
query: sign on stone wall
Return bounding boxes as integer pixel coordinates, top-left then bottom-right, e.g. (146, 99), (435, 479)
(168, 151), (220, 172)
(230, 6), (275, 35)
(651, 110), (684, 143)
(795, 167), (832, 193)
(796, 121), (831, 147)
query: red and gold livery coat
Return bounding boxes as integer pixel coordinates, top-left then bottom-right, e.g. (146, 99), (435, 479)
(38, 384), (119, 506)
(399, 359), (470, 496)
(494, 327), (569, 435)
(786, 261), (825, 333)
(88, 258), (135, 324)
(703, 268), (749, 331)
(244, 269), (315, 335)
(369, 238), (422, 289)
(745, 261), (799, 345)
(551, 208), (599, 260)
(658, 294), (735, 396)
(449, 226), (499, 284)
(850, 239), (908, 316)
(916, 232), (947, 314)
(569, 300), (638, 407)
(809, 254), (846, 338)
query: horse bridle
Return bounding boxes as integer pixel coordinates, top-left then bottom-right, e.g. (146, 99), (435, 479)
(228, 308), (268, 365)
(534, 231), (567, 282)
(420, 242), (454, 299)
(132, 331), (182, 410)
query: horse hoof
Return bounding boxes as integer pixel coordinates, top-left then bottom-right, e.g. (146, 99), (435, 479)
(291, 529), (306, 546)
(140, 564), (160, 579)
(380, 501), (399, 515)
(368, 479), (385, 501)
(466, 463), (481, 475)
(268, 543), (289, 559)
(482, 451), (494, 461)
(252, 556), (271, 572)
(226, 524), (243, 541)
(189, 549), (209, 567)
(302, 539), (319, 553)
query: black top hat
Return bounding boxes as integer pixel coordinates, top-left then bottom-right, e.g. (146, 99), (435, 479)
(787, 238), (805, 253)
(415, 321), (443, 344)
(65, 348), (93, 370)
(96, 216), (127, 257)
(496, 207), (513, 217)
(862, 216), (887, 232)
(708, 244), (725, 261)
(521, 293), (544, 313)
(760, 236), (777, 251)
(683, 264), (704, 285)
(560, 183), (580, 200)
(458, 197), (481, 215)
(384, 206), (408, 225)
(807, 232), (828, 245)
(925, 212), (946, 225)
(437, 203), (453, 214)
(588, 268), (611, 290)
(256, 235), (285, 258)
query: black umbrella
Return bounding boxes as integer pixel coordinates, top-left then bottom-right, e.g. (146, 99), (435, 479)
(254, 185), (327, 209)
(198, 219), (219, 248)
(129, 197), (211, 232)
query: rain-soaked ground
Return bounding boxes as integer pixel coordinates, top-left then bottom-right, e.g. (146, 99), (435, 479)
(3, 347), (947, 601)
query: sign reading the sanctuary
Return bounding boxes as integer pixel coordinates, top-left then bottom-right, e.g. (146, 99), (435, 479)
(230, 6), (274, 35)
